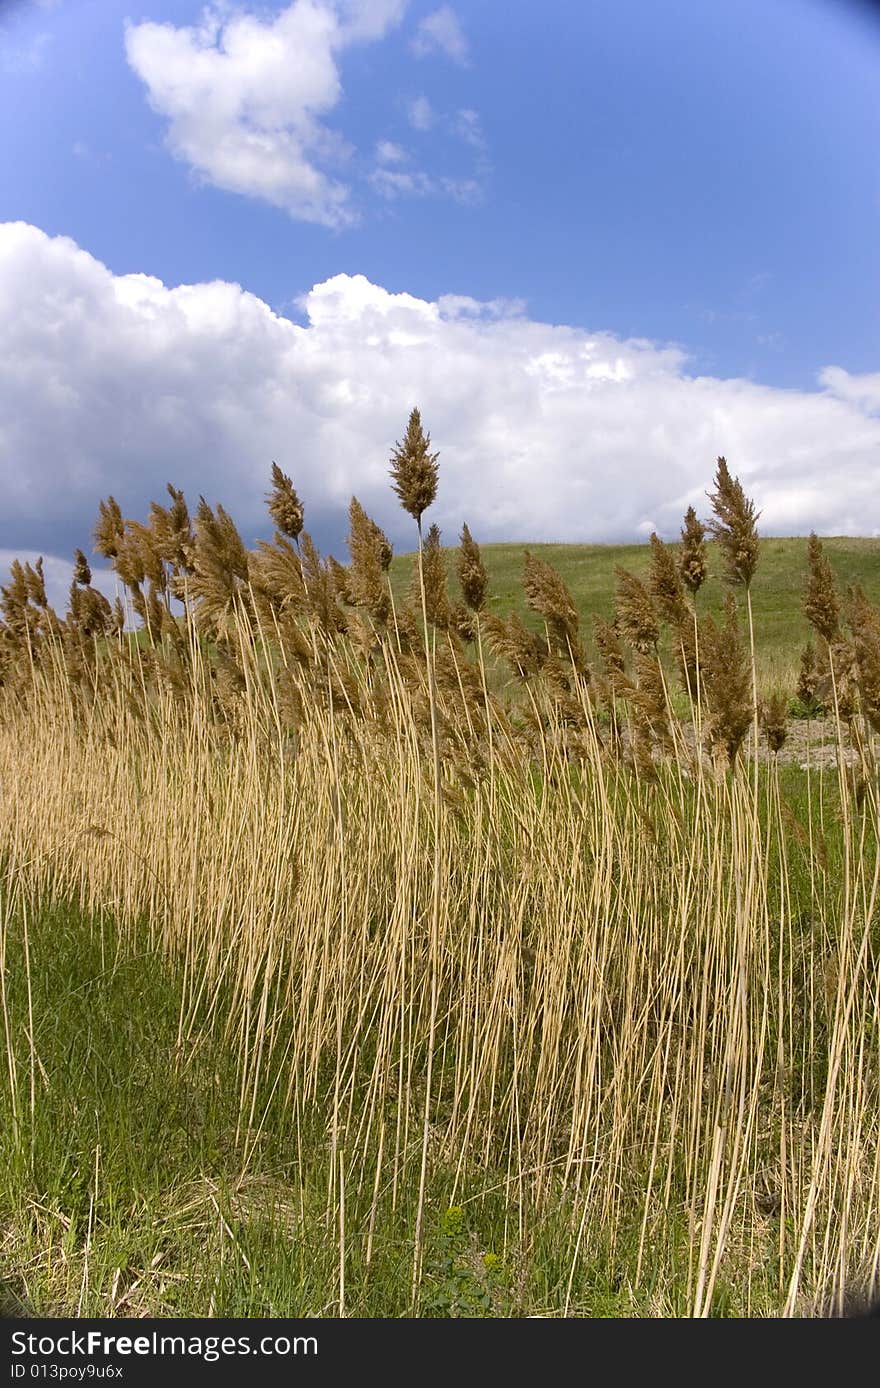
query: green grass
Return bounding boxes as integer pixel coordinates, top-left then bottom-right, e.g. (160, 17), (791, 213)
(4, 841), (841, 1320)
(0, 897), (684, 1317)
(4, 532), (880, 1319)
(390, 535), (880, 686)
(0, 747), (869, 1319)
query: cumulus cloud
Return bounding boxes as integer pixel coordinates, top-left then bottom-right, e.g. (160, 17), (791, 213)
(125, 0), (407, 227)
(818, 365), (880, 414)
(2, 222), (880, 592)
(410, 5), (468, 64)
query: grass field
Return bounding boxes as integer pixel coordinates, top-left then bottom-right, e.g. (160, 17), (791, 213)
(2, 452), (880, 1318)
(390, 534), (880, 690)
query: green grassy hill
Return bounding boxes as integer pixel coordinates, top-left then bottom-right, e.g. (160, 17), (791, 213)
(389, 535), (880, 688)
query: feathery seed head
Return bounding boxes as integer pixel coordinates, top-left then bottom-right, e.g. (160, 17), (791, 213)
(847, 585), (880, 734)
(346, 498), (392, 626)
(93, 496), (124, 561)
(678, 506), (707, 595)
(416, 523), (450, 629)
(149, 484), (194, 573)
(614, 567), (659, 653)
(804, 532), (840, 646)
(761, 691), (789, 754)
(649, 532), (690, 627)
(389, 408), (439, 524)
(267, 462), (305, 541)
(73, 549), (92, 587)
(701, 592), (752, 766)
(797, 639), (826, 714)
(23, 558), (48, 610)
(457, 522), (488, 612)
(707, 456), (760, 588)
(327, 555), (354, 607)
(523, 550), (580, 654)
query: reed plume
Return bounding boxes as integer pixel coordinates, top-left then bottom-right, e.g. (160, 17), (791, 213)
(93, 496), (124, 561)
(633, 651), (673, 752)
(327, 555), (354, 607)
(614, 567), (659, 653)
(67, 579), (113, 640)
(846, 584), (880, 734)
(267, 462), (305, 542)
(249, 533), (307, 618)
(149, 484), (195, 575)
(761, 691), (789, 754)
(188, 498), (252, 638)
(804, 532), (840, 646)
(414, 523), (450, 630)
(674, 615), (700, 702)
(592, 614), (627, 683)
(701, 592), (752, 766)
(389, 408), (439, 525)
(72, 549), (91, 587)
(127, 522), (168, 592)
(110, 528), (147, 590)
(797, 640), (826, 714)
(448, 601), (477, 645)
(649, 531), (690, 630)
(393, 603), (426, 659)
(0, 561), (36, 641)
(347, 498), (392, 626)
(299, 533), (346, 638)
(707, 456), (760, 588)
(457, 523), (488, 612)
(484, 610), (545, 681)
(523, 550), (580, 657)
(22, 558), (48, 612)
(678, 505), (707, 595)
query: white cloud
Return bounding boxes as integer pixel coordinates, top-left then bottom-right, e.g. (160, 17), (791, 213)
(2, 222), (880, 571)
(455, 107), (485, 150)
(370, 167), (433, 198)
(818, 365), (880, 414)
(125, 0), (407, 227)
(407, 94), (434, 130)
(368, 166), (480, 203)
(375, 139), (407, 164)
(411, 5), (468, 64)
(380, 101), (488, 202)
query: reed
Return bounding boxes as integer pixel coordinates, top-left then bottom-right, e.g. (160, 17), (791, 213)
(0, 434), (879, 1317)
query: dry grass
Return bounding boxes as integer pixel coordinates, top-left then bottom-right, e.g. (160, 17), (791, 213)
(1, 440), (879, 1316)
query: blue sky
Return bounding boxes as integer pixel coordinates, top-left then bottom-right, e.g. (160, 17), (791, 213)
(0, 0), (879, 599)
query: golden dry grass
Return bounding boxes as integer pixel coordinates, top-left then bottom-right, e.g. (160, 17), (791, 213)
(1, 447), (879, 1316)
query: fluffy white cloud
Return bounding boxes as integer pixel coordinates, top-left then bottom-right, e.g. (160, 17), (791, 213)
(125, 0), (407, 226)
(2, 221), (880, 596)
(818, 365), (880, 414)
(411, 5), (468, 64)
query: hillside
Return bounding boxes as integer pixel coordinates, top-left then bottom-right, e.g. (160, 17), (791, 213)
(389, 535), (880, 688)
